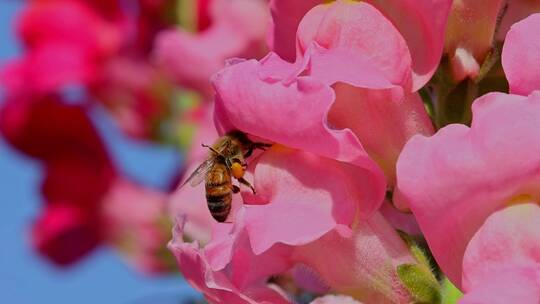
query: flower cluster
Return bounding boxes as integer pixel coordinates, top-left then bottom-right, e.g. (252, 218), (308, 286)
(168, 1), (540, 303)
(3, 0), (540, 303)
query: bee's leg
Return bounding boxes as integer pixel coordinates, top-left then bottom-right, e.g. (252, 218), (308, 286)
(232, 185), (240, 194)
(244, 142), (272, 158)
(238, 177), (256, 194)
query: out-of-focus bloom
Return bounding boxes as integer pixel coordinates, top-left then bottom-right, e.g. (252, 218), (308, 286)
(153, 0), (269, 96)
(102, 179), (175, 274)
(2, 0), (121, 93)
(444, 0), (540, 82)
(90, 58), (172, 139)
(0, 97), (174, 271)
(0, 97), (114, 264)
(396, 13), (540, 292)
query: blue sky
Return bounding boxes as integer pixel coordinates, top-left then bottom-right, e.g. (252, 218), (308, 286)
(0, 2), (200, 303)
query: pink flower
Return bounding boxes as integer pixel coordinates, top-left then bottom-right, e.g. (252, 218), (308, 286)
(396, 13), (540, 289)
(153, 0), (270, 95)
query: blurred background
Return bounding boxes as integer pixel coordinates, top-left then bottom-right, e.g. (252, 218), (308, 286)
(0, 0), (269, 302)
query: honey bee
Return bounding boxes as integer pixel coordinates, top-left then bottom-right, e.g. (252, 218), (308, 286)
(179, 130), (271, 222)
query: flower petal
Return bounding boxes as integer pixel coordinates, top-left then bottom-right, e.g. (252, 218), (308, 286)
(365, 0), (452, 89)
(502, 13), (540, 96)
(268, 0), (321, 62)
(212, 55), (386, 202)
(240, 146), (380, 254)
(396, 91), (540, 286)
(462, 203), (540, 292)
(297, 1), (412, 90)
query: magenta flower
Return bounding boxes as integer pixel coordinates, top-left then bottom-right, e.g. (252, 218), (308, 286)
(396, 13), (540, 293)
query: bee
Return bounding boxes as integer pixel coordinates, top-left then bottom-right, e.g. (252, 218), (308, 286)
(179, 131), (271, 222)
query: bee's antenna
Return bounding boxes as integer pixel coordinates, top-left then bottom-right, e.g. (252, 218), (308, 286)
(202, 143), (225, 157)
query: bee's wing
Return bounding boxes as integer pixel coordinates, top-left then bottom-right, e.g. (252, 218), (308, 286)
(178, 158), (215, 189)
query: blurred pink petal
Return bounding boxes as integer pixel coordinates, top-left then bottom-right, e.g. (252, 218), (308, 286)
(92, 58), (170, 140)
(2, 44), (97, 93)
(102, 178), (173, 274)
(32, 204), (102, 266)
(17, 0), (119, 57)
(396, 91), (540, 286)
(153, 0), (269, 95)
(502, 13), (540, 96)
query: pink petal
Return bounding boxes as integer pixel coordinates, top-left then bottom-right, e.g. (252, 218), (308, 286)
(17, 0), (119, 57)
(102, 179), (172, 274)
(268, 0), (321, 62)
(240, 147), (379, 254)
(212, 56), (386, 203)
(168, 218), (292, 304)
(364, 0), (452, 90)
(462, 203), (540, 292)
(328, 86), (433, 183)
(502, 13), (540, 96)
(293, 213), (415, 303)
(32, 204), (102, 266)
(296, 1), (412, 90)
(459, 267), (540, 304)
(396, 91), (540, 286)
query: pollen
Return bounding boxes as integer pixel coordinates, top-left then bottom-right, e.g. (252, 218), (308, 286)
(231, 162), (244, 179)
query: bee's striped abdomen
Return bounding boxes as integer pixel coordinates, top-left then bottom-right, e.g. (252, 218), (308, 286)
(205, 162), (232, 222)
